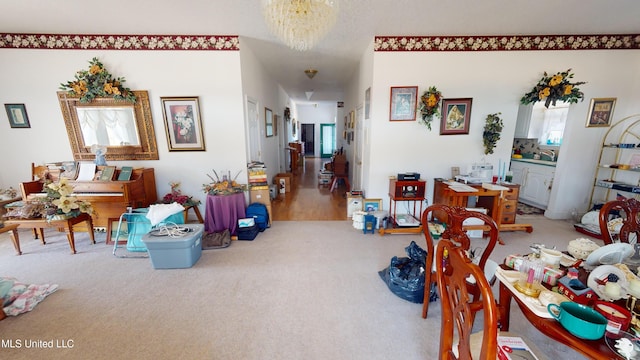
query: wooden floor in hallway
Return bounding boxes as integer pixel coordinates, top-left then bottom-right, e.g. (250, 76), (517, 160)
(271, 157), (348, 221)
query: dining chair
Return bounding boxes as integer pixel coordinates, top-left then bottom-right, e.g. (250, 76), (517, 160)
(598, 197), (640, 245)
(421, 204), (499, 319)
(436, 237), (498, 359)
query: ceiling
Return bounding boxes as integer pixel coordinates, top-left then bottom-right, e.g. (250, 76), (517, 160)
(2, 1), (639, 105)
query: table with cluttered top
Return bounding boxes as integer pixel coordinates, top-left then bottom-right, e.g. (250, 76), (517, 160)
(497, 238), (640, 360)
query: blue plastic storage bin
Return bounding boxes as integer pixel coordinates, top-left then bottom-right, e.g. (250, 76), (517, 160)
(141, 224), (203, 269)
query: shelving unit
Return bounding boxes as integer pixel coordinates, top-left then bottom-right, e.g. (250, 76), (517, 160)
(379, 179), (426, 235)
(589, 114), (640, 209)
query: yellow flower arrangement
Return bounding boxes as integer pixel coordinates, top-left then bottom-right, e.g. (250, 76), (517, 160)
(521, 69), (586, 108)
(42, 178), (93, 218)
(418, 86), (442, 130)
(202, 170), (247, 195)
(60, 57), (136, 103)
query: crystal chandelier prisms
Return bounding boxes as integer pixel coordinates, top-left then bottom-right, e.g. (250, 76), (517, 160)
(262, 0), (339, 51)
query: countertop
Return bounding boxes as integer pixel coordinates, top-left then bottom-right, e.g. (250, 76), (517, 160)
(511, 157), (557, 167)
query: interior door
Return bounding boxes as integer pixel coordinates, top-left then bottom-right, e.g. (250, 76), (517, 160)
(301, 124), (314, 156)
(320, 124), (335, 158)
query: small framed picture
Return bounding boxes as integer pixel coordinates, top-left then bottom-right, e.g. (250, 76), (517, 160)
(586, 98), (616, 127)
(161, 97), (206, 151)
(363, 198), (382, 212)
(5, 103), (30, 128)
(441, 98), (472, 135)
(106, 218), (128, 245)
(389, 86), (418, 121)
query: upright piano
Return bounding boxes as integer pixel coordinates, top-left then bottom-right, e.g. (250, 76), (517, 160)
(21, 167), (157, 229)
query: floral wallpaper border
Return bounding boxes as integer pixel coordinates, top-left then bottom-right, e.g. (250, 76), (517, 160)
(0, 33), (239, 50)
(374, 34), (640, 51)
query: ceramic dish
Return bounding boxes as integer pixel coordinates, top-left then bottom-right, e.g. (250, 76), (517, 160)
(494, 268), (553, 319)
(587, 265), (630, 302)
(567, 237), (600, 260)
(605, 330), (640, 359)
(586, 243), (634, 266)
(560, 253), (580, 267)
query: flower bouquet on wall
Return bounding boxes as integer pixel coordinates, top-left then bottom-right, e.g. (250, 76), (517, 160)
(418, 86), (442, 130)
(59, 57), (136, 103)
(521, 69), (586, 108)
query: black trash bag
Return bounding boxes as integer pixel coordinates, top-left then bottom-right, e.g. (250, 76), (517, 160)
(378, 241), (437, 304)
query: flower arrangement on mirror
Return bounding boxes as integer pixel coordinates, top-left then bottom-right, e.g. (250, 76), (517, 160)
(161, 182), (200, 207)
(41, 178), (93, 220)
(418, 86), (442, 130)
(482, 113), (504, 155)
(60, 57), (136, 103)
(520, 68), (586, 108)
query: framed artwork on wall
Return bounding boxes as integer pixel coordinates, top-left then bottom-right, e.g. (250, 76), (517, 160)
(440, 98), (472, 135)
(161, 97), (205, 151)
(389, 86), (418, 121)
(265, 107), (274, 137)
(586, 98), (616, 127)
(4, 103), (30, 128)
(363, 198), (382, 212)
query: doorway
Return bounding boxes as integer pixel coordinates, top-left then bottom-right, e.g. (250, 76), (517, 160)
(319, 124), (336, 158)
(301, 124), (314, 156)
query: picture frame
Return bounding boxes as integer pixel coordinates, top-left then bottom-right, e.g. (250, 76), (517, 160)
(106, 218), (128, 245)
(161, 97), (205, 151)
(363, 198), (382, 212)
(4, 103), (30, 128)
(389, 86), (418, 121)
(265, 107), (274, 137)
(440, 98), (472, 135)
(586, 98), (616, 128)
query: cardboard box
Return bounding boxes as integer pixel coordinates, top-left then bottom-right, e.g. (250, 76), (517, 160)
(274, 173), (292, 193)
(250, 188), (271, 203)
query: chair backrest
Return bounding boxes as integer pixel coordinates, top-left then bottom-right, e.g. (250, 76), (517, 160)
(421, 204), (499, 318)
(20, 180), (44, 200)
(436, 238), (498, 359)
(598, 198), (640, 245)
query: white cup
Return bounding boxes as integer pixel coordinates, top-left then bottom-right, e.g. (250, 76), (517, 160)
(540, 248), (562, 267)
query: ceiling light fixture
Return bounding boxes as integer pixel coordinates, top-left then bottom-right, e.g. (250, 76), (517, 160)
(304, 69), (318, 79)
(305, 91), (314, 100)
(262, 0), (339, 51)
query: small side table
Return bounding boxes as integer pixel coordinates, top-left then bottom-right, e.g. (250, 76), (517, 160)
(0, 223), (21, 255)
(183, 205), (204, 224)
(204, 193), (246, 236)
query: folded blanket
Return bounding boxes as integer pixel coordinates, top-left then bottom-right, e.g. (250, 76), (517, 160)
(146, 202), (185, 226)
(1, 277), (59, 317)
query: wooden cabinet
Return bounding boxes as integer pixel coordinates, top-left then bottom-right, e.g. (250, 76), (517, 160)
(477, 183), (519, 224)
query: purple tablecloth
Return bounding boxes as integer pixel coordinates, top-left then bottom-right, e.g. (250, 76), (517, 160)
(204, 193), (246, 235)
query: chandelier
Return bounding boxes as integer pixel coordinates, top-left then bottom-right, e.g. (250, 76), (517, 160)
(262, 0), (339, 51)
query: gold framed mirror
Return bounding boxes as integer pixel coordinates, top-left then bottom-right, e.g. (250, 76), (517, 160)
(57, 90), (159, 161)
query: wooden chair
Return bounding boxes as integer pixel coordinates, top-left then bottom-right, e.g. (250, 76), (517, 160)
(421, 204), (499, 319)
(598, 197), (640, 245)
(436, 237), (498, 359)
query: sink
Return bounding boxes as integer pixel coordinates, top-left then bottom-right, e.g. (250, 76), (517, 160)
(512, 157), (556, 166)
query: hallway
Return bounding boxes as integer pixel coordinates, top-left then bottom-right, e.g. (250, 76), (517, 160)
(271, 157), (348, 221)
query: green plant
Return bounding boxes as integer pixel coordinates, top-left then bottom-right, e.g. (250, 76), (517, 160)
(483, 113), (504, 155)
(520, 69), (586, 108)
(60, 57), (136, 103)
(418, 86), (442, 130)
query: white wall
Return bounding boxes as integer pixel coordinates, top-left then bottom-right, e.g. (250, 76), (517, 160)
(0, 49), (247, 214)
(366, 49), (640, 218)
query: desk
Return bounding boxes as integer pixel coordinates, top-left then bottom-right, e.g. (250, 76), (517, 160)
(497, 266), (616, 359)
(204, 193), (246, 236)
(5, 212), (95, 254)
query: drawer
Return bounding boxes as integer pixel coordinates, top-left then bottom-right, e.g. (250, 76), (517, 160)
(502, 200), (518, 214)
(501, 213), (516, 224)
(504, 187), (519, 200)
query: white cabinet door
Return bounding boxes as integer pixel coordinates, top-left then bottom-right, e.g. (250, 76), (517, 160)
(519, 165), (554, 208)
(510, 161), (525, 185)
(514, 104), (533, 138)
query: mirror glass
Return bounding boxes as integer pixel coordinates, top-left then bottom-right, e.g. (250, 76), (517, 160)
(76, 107), (141, 146)
(58, 90), (159, 161)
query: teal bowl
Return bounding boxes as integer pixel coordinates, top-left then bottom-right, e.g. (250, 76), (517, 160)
(548, 301), (607, 340)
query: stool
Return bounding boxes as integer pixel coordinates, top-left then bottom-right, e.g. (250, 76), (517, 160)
(363, 215), (377, 234)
